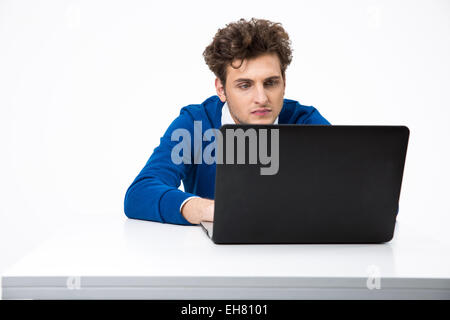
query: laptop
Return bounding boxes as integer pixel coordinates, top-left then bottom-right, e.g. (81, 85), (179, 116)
(201, 124), (409, 244)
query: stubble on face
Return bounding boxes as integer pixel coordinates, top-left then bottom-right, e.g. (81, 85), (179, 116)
(218, 53), (286, 125)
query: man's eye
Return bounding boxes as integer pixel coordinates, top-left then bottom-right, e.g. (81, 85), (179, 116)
(238, 81), (278, 89)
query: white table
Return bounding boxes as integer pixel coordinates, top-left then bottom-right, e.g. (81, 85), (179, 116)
(2, 214), (450, 299)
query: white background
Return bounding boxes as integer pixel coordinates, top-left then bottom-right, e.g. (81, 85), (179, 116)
(0, 0), (449, 275)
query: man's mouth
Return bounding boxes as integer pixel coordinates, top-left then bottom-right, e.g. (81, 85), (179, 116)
(251, 108), (272, 116)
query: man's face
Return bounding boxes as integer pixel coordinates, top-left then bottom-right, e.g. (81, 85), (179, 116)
(215, 53), (286, 124)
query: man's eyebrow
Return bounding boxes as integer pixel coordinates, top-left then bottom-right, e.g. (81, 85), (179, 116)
(233, 76), (281, 83)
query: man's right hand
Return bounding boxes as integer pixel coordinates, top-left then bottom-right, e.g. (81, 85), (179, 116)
(181, 197), (214, 224)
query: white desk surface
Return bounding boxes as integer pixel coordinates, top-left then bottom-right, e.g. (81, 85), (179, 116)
(2, 214), (450, 299)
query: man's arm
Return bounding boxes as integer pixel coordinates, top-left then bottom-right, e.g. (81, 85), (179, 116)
(124, 109), (204, 225)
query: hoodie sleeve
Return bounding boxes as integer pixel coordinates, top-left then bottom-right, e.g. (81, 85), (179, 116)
(124, 109), (197, 225)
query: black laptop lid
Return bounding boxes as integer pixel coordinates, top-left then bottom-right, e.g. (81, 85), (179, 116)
(212, 125), (409, 244)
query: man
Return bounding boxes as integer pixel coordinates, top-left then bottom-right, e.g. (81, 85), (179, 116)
(124, 18), (330, 225)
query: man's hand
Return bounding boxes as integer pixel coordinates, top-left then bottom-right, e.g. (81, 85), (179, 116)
(181, 197), (214, 224)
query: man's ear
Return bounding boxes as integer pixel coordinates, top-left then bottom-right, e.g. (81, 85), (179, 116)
(215, 78), (227, 102)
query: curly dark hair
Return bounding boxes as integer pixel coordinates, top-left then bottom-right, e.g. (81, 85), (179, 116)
(203, 17), (293, 89)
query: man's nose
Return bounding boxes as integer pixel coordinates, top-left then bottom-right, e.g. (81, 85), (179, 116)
(254, 84), (269, 106)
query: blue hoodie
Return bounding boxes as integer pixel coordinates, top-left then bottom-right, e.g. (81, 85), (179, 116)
(124, 95), (331, 225)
